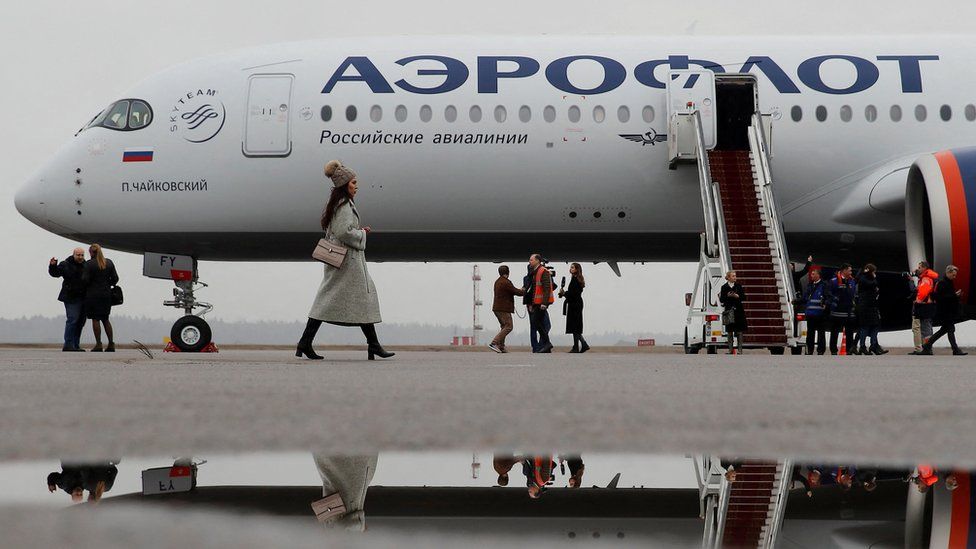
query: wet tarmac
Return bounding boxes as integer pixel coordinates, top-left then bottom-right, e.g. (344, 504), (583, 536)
(1, 348), (974, 465)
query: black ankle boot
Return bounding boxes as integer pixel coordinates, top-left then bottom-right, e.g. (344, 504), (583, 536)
(296, 318), (324, 360)
(579, 340), (590, 353)
(362, 324), (395, 360)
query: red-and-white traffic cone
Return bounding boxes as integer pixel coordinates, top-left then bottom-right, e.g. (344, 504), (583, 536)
(839, 332), (847, 356)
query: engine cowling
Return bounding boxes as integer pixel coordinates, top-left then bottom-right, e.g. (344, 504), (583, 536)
(906, 148), (976, 316)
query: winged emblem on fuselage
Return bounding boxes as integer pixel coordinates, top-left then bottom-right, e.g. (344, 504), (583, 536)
(619, 129), (668, 146)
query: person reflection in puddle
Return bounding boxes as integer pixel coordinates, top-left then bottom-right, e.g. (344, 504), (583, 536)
(523, 456), (555, 499)
(562, 455), (585, 488)
(493, 454), (520, 487)
(47, 461), (119, 504)
(47, 464), (86, 503)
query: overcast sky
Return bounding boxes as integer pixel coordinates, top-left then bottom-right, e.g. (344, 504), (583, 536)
(4, 1), (976, 344)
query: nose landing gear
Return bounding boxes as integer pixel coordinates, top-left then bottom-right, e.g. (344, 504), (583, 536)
(143, 253), (217, 353)
(165, 280), (214, 352)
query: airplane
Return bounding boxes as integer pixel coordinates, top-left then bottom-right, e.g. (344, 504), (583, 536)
(14, 35), (976, 350)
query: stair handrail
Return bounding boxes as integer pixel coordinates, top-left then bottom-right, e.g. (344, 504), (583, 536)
(749, 113), (795, 332)
(760, 459), (794, 549)
(689, 110), (719, 257)
(711, 181), (733, 276)
(712, 470), (732, 547)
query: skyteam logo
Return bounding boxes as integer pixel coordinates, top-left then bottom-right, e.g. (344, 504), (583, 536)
(170, 88), (226, 144)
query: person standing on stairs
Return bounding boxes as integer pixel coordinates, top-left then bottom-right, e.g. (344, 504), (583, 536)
(719, 271), (747, 353)
(559, 262), (589, 353)
(855, 264), (888, 355)
(921, 265), (968, 356)
(296, 160), (394, 361)
(828, 264), (858, 355)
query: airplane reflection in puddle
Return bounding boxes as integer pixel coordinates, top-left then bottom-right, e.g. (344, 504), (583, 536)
(33, 453), (975, 548)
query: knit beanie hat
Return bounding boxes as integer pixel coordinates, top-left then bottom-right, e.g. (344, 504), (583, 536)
(324, 160), (357, 187)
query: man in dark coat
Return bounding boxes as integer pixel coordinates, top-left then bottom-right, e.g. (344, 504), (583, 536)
(922, 265), (968, 355)
(47, 462), (87, 503)
(828, 264), (858, 355)
(489, 265), (525, 353)
(48, 248), (88, 352)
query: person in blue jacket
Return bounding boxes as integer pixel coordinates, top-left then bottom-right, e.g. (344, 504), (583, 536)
(803, 268), (828, 355)
(828, 264), (858, 355)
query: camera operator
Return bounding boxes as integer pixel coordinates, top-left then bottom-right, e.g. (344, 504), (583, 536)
(527, 254), (555, 353)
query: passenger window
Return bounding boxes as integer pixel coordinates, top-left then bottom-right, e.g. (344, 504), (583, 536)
(345, 105), (357, 122)
(865, 105), (877, 122)
(915, 105), (927, 121)
(839, 105), (852, 122)
(128, 100), (152, 129)
(370, 105), (382, 122)
(395, 105), (407, 122)
(543, 105), (556, 123)
(940, 104), (952, 121)
(494, 105), (507, 123)
(815, 105), (827, 122)
(642, 106), (655, 123)
(519, 105), (531, 123)
(470, 105), (482, 122)
(568, 105), (581, 123)
(790, 106), (802, 122)
(420, 105), (432, 122)
(102, 101), (130, 129)
(321, 105), (332, 122)
(617, 105), (630, 123)
(967, 105), (976, 122)
(445, 105), (457, 123)
(890, 105), (902, 122)
(593, 106), (606, 123)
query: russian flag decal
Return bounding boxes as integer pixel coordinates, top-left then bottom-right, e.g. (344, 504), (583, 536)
(122, 148), (154, 162)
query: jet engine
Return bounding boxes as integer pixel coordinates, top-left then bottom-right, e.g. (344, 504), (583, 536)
(906, 148), (976, 318)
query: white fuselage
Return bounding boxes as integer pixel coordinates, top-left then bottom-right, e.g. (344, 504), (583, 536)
(15, 35), (976, 266)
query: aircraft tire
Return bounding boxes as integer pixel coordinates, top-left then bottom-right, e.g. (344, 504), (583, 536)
(683, 327), (700, 354)
(171, 315), (212, 352)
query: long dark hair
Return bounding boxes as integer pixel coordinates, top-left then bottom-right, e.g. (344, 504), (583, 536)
(321, 185), (353, 230)
(571, 262), (585, 287)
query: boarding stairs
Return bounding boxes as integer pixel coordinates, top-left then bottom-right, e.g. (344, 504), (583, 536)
(695, 456), (793, 549)
(675, 105), (798, 353)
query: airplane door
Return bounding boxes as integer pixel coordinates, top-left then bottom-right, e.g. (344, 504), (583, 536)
(244, 74), (293, 157)
(666, 70), (716, 149)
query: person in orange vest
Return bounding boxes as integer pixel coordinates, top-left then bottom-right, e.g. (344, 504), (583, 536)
(527, 254), (554, 353)
(910, 262), (939, 355)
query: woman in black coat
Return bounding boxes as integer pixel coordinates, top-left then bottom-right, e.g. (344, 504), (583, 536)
(559, 263), (589, 353)
(82, 244), (119, 352)
(922, 265), (968, 355)
(854, 264), (887, 355)
(719, 270), (747, 353)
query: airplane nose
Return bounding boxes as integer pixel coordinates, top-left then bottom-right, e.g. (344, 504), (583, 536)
(14, 174), (46, 228)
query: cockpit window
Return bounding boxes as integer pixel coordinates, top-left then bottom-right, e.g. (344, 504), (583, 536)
(129, 100), (152, 129)
(101, 101), (130, 129)
(82, 99), (153, 132)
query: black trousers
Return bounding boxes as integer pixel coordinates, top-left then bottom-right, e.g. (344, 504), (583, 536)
(927, 320), (958, 349)
(806, 317), (827, 354)
(530, 308), (552, 349)
(829, 316), (857, 354)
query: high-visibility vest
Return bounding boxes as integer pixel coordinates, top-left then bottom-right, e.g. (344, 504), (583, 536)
(533, 266), (554, 305)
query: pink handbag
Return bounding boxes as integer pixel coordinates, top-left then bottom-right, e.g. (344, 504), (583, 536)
(312, 238), (347, 269)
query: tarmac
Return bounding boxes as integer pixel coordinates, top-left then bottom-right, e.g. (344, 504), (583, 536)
(2, 347), (975, 466)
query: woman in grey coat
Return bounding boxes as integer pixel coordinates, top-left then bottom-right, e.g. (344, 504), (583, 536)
(296, 160), (394, 361)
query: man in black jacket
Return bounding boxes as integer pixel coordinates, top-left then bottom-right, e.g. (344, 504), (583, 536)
(921, 265), (968, 356)
(48, 248), (88, 352)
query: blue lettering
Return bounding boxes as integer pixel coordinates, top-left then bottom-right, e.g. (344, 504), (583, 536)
(797, 55), (879, 95)
(633, 55), (726, 89)
(740, 56), (801, 94)
(395, 55), (469, 94)
(876, 55), (939, 93)
(477, 56), (540, 93)
(546, 56), (626, 94)
(322, 56), (394, 94)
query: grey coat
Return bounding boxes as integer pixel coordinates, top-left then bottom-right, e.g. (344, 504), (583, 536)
(308, 200), (382, 324)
